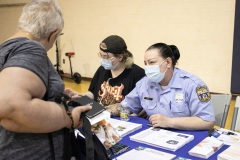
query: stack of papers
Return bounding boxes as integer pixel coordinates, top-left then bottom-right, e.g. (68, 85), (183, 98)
(116, 146), (176, 160)
(210, 128), (240, 145)
(217, 142), (240, 160)
(188, 136), (224, 159)
(109, 118), (142, 137)
(87, 111), (111, 125)
(130, 127), (194, 152)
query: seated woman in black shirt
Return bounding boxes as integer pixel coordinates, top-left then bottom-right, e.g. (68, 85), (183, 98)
(65, 35), (145, 107)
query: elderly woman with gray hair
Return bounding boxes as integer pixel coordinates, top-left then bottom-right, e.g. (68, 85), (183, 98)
(0, 0), (91, 159)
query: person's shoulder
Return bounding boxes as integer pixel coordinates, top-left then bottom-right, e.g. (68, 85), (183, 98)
(20, 38), (45, 50)
(176, 68), (205, 85)
(2, 37), (46, 62)
(17, 38), (46, 57)
(95, 66), (108, 73)
(3, 37), (44, 51)
(129, 64), (145, 79)
(175, 68), (211, 102)
(131, 64), (143, 70)
(135, 76), (148, 86)
(131, 64), (144, 71)
(129, 64), (145, 73)
(93, 66), (110, 77)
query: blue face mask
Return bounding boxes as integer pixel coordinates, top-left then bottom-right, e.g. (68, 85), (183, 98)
(100, 58), (118, 70)
(144, 60), (167, 83)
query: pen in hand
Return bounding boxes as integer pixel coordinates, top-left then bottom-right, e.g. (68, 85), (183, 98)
(147, 123), (153, 127)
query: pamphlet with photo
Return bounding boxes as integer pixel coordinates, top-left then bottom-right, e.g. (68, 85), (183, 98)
(130, 127), (194, 152)
(188, 136), (224, 159)
(92, 119), (121, 149)
(109, 118), (142, 137)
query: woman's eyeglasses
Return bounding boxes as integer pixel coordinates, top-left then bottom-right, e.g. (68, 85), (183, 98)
(98, 52), (115, 60)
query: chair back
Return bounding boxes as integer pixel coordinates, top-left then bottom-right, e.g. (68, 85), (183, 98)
(211, 94), (232, 128)
(231, 96), (240, 131)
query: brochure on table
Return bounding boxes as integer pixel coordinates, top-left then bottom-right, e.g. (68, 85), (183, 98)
(210, 128), (240, 145)
(188, 136), (224, 159)
(88, 113), (142, 148)
(109, 118), (142, 137)
(116, 146), (176, 160)
(217, 141), (240, 160)
(92, 116), (121, 148)
(130, 127), (194, 152)
(75, 111), (122, 149)
(87, 110), (111, 125)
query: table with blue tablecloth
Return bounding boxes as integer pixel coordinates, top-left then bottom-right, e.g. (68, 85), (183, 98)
(113, 116), (229, 160)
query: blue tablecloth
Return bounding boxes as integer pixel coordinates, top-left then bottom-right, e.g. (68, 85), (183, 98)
(114, 116), (229, 160)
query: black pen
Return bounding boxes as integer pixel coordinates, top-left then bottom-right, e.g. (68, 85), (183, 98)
(169, 101), (171, 110)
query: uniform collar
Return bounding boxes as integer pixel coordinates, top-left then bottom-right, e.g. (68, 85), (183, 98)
(167, 68), (183, 89)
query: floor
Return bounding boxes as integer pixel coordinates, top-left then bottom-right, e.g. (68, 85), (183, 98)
(63, 78), (235, 130)
(64, 78), (90, 93)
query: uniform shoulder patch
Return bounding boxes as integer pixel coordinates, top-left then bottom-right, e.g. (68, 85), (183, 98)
(196, 86), (211, 102)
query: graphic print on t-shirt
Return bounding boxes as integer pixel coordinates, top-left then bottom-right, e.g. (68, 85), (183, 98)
(98, 80), (124, 106)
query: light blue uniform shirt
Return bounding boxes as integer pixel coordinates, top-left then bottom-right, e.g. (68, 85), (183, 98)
(121, 68), (215, 122)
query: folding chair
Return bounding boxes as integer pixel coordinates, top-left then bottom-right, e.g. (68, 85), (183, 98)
(231, 96), (240, 131)
(211, 94), (232, 128)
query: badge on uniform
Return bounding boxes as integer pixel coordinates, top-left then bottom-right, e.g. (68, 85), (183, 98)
(175, 93), (184, 103)
(196, 86), (211, 102)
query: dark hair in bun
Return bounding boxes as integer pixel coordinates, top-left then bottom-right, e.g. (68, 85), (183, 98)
(146, 43), (180, 67)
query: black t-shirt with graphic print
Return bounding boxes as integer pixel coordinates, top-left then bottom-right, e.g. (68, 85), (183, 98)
(89, 64), (145, 106)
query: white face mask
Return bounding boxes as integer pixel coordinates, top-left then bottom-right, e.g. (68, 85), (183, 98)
(144, 60), (167, 83)
(100, 58), (118, 70)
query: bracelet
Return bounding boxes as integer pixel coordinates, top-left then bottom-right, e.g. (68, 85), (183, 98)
(62, 101), (74, 132)
(66, 109), (74, 132)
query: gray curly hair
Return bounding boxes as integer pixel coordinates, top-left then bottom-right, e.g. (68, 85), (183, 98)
(18, 0), (64, 40)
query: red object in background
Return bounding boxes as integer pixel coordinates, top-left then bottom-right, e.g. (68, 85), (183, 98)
(65, 52), (75, 57)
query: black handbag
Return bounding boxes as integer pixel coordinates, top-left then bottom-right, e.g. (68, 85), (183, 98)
(55, 93), (110, 160)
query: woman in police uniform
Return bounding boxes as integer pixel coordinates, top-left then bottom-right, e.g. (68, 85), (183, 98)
(106, 42), (215, 131)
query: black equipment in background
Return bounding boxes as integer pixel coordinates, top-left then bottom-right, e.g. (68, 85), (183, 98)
(55, 38), (62, 74)
(60, 52), (81, 84)
(231, 0), (240, 94)
(54, 35), (81, 84)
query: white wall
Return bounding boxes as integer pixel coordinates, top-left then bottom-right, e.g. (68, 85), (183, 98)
(0, 0), (236, 93)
